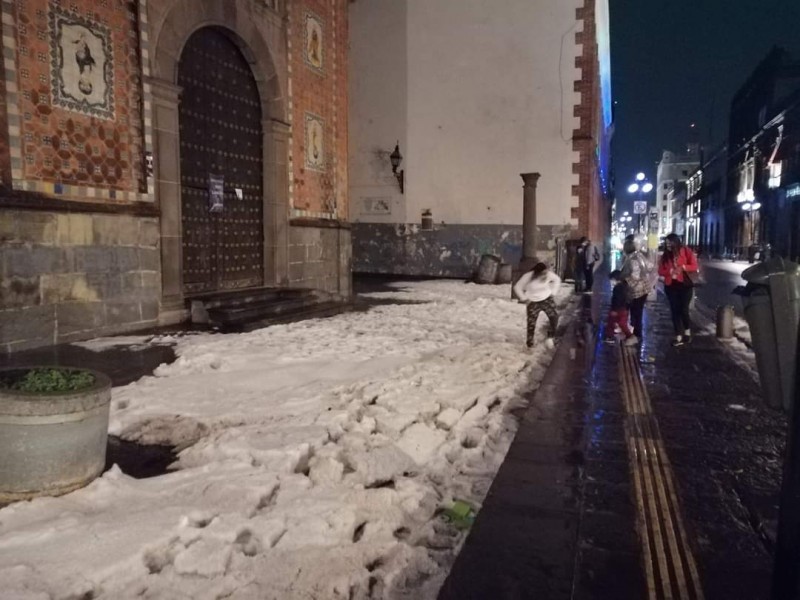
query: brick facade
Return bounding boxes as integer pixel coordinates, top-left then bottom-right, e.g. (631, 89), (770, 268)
(1, 0), (352, 352)
(4, 0), (148, 200)
(288, 0), (348, 219)
(572, 0), (610, 245)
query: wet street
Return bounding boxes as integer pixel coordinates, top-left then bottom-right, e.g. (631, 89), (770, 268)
(441, 279), (785, 599)
(695, 259), (750, 317)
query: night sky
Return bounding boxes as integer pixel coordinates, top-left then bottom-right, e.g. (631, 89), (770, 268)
(610, 0), (800, 213)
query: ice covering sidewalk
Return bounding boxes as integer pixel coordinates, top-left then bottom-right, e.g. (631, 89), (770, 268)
(0, 280), (572, 600)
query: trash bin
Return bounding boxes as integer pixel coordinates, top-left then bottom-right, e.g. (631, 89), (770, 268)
(734, 256), (800, 411)
(476, 254), (501, 284)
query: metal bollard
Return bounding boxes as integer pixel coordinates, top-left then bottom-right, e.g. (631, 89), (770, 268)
(716, 305), (734, 339)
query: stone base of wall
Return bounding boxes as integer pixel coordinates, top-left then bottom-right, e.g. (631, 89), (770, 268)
(352, 223), (576, 278)
(288, 219), (352, 299)
(0, 209), (161, 353)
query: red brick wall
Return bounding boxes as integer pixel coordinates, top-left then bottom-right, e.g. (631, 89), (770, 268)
(289, 0), (348, 219)
(572, 0), (608, 244)
(9, 0), (145, 196)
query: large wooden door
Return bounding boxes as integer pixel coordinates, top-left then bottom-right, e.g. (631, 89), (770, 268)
(178, 27), (264, 295)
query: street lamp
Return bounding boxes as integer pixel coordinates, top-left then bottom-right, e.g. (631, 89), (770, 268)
(627, 173), (654, 235)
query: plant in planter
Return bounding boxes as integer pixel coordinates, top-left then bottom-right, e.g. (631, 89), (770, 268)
(0, 366), (112, 503)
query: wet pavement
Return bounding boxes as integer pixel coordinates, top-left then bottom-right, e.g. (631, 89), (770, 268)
(440, 282), (787, 600)
(695, 259), (749, 317)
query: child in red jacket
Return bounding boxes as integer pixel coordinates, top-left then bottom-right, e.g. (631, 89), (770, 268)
(604, 270), (638, 346)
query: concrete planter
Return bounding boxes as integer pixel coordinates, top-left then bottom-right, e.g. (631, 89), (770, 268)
(0, 367), (112, 503)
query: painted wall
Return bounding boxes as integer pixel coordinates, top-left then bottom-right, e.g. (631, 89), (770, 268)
(348, 0), (407, 224)
(349, 0), (607, 276)
(350, 0), (582, 228)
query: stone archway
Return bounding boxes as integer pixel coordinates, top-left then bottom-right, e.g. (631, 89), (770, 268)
(149, 1), (290, 317)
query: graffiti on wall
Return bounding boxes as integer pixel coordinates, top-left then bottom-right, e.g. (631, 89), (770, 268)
(49, 4), (114, 120)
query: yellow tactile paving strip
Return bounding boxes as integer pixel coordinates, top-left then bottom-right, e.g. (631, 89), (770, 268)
(618, 345), (705, 600)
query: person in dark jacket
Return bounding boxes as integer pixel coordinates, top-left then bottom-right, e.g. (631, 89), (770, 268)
(604, 270), (638, 346)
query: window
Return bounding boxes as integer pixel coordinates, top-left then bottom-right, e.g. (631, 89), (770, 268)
(769, 161), (782, 189)
(663, 194), (668, 201)
(663, 183), (669, 189)
(682, 170), (688, 176)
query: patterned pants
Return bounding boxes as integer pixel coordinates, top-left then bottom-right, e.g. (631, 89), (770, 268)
(526, 297), (558, 347)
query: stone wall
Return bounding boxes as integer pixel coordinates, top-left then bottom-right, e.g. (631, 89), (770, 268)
(288, 221), (351, 298)
(0, 209), (160, 353)
(352, 223), (574, 278)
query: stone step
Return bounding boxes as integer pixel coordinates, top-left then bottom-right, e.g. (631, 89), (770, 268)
(190, 286), (313, 311)
(207, 295), (319, 326)
(235, 301), (351, 333)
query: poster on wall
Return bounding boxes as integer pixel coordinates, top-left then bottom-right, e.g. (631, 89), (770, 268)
(49, 4), (115, 120)
(209, 175), (224, 213)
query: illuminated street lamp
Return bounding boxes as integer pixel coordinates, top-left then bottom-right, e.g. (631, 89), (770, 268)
(627, 173), (654, 234)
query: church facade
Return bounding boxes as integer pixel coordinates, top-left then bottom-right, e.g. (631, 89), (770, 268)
(0, 0), (351, 353)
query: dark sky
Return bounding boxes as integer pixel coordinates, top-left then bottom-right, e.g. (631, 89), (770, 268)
(610, 0), (800, 213)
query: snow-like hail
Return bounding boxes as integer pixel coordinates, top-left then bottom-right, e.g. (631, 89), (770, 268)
(0, 280), (573, 600)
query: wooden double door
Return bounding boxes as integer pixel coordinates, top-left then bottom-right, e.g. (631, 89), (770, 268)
(178, 27), (264, 295)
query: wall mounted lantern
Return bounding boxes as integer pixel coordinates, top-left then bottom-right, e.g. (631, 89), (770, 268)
(389, 142), (404, 194)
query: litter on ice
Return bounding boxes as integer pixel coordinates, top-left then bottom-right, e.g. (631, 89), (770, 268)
(0, 280), (571, 600)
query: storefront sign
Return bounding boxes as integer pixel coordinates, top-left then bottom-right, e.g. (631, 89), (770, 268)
(787, 184), (800, 199)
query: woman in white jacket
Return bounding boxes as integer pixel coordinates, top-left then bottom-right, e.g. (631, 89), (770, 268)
(513, 262), (562, 348)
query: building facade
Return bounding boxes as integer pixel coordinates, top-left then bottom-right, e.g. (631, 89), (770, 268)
(655, 146), (700, 237)
(724, 48), (800, 259)
(0, 0), (351, 353)
(683, 146), (727, 256)
(348, 0), (613, 277)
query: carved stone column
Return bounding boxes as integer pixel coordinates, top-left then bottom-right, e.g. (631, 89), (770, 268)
(264, 118), (291, 286)
(150, 76), (183, 317)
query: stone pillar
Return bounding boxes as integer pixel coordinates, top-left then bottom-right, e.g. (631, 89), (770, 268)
(264, 118), (291, 286)
(512, 172), (541, 298)
(150, 76), (184, 320)
(520, 172), (541, 271)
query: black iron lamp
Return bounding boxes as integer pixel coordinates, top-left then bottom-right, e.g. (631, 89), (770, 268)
(389, 142), (404, 194)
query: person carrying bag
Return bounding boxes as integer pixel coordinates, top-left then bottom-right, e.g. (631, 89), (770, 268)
(658, 233), (699, 347)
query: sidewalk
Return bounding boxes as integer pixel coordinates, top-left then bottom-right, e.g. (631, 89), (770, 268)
(439, 285), (786, 599)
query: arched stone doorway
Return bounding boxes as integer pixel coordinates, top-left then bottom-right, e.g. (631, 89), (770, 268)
(178, 27), (264, 295)
(149, 0), (290, 320)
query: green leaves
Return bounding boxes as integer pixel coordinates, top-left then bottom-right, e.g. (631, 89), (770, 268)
(0, 368), (95, 393)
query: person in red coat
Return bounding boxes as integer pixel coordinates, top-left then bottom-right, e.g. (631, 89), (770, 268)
(658, 233), (699, 346)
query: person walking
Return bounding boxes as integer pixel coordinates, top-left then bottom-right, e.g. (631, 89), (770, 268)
(621, 236), (654, 340)
(604, 270), (638, 346)
(513, 262), (561, 349)
(575, 237), (601, 294)
(658, 233), (699, 347)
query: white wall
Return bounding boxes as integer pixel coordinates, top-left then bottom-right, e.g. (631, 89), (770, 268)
(348, 0), (408, 223)
(349, 0), (583, 227)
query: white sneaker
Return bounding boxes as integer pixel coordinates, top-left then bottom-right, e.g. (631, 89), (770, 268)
(624, 335), (639, 347)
